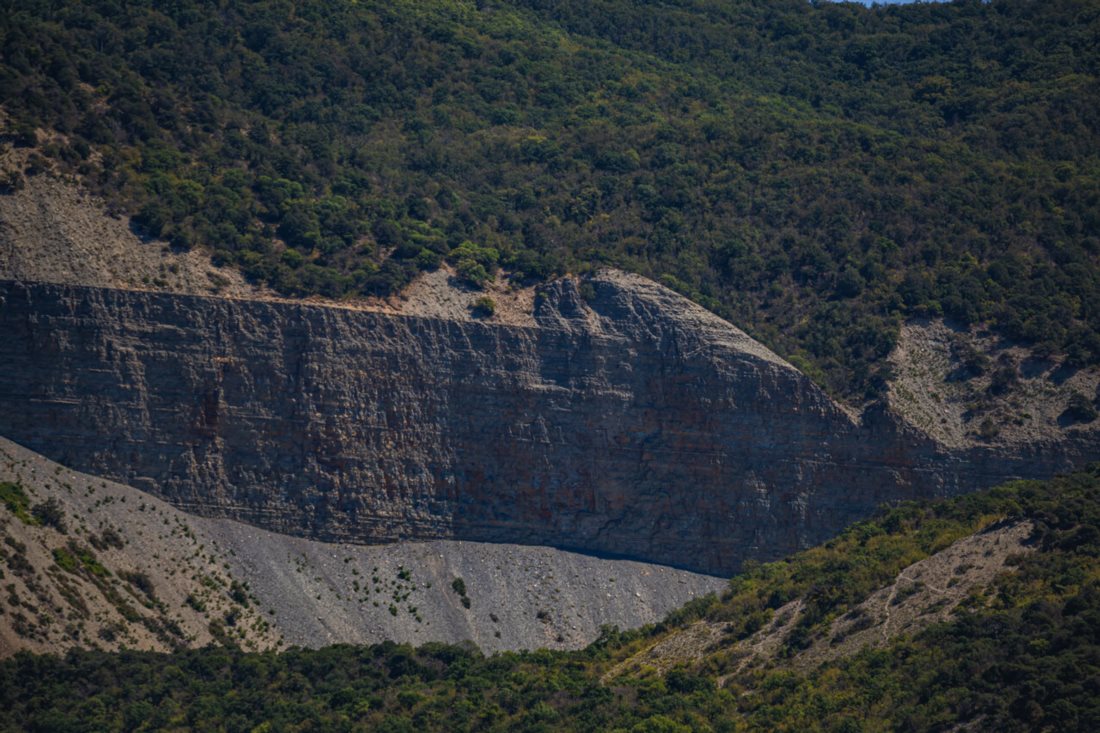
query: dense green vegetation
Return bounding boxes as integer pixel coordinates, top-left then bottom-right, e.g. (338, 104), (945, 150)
(3, 468), (1099, 731)
(1, 0), (1099, 397)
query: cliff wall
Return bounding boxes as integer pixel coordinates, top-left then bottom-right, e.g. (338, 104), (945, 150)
(1, 272), (1094, 575)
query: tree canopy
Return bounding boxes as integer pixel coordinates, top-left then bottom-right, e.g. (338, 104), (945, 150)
(2, 0), (1098, 397)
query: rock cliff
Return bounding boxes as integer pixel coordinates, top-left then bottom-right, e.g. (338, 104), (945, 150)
(0, 272), (1095, 575)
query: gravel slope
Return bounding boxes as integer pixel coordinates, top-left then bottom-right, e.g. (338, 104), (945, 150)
(0, 436), (725, 657)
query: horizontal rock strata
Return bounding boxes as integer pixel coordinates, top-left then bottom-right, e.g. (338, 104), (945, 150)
(0, 272), (1094, 575)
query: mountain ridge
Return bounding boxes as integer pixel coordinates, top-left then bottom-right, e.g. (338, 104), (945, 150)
(1, 1), (1098, 727)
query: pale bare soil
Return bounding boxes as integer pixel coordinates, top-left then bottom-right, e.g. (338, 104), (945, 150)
(0, 439), (280, 657)
(607, 521), (1034, 684)
(380, 263), (538, 327)
(799, 520), (1033, 669)
(888, 319), (1099, 448)
(0, 142), (540, 326)
(0, 436), (725, 658)
(0, 145), (261, 298)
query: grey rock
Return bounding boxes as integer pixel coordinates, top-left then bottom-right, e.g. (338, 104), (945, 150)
(0, 271), (1095, 575)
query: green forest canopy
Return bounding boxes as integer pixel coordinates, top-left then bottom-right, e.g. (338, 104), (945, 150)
(3, 468), (1099, 731)
(1, 0), (1098, 398)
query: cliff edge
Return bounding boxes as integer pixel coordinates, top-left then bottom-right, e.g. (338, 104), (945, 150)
(0, 273), (1096, 575)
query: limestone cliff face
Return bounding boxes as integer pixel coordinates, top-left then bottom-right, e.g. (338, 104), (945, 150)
(0, 272), (1095, 575)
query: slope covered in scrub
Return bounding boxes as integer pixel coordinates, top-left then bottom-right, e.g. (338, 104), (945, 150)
(2, 0), (1099, 397)
(3, 468), (1098, 731)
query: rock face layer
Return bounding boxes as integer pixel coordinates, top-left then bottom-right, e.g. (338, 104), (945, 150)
(0, 272), (1094, 575)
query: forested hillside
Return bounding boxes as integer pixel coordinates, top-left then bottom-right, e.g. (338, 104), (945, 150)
(2, 0), (1098, 397)
(4, 468), (1099, 731)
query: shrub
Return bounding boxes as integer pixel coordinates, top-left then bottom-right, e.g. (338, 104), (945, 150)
(470, 296), (496, 318)
(229, 580), (250, 607)
(119, 571), (156, 600)
(31, 498), (67, 533)
(89, 526), (125, 551)
(52, 547), (78, 573)
(989, 365), (1018, 395)
(0, 170), (23, 194)
(451, 577), (471, 608)
(449, 241), (499, 288)
(1063, 392), (1098, 423)
(54, 542), (109, 578)
(0, 482), (35, 525)
(455, 258), (491, 288)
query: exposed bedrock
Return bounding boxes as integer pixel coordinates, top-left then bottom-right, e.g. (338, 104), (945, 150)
(0, 271), (1095, 575)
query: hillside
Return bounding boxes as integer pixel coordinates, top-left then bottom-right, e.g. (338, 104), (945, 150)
(3, 468), (1098, 731)
(3, 159), (1097, 456)
(2, 1), (1099, 728)
(0, 435), (722, 657)
(2, 0), (1099, 398)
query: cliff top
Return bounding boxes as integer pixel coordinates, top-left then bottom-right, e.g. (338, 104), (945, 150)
(3, 167), (1096, 446)
(0, 166), (796, 371)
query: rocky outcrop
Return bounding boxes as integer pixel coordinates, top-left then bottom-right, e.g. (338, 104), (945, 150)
(0, 272), (1096, 575)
